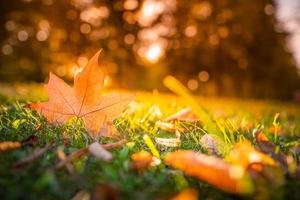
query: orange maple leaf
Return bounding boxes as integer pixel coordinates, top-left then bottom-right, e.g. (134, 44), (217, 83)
(164, 150), (254, 194)
(30, 50), (133, 137)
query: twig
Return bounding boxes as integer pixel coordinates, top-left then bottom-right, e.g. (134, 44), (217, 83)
(102, 139), (127, 150)
(55, 148), (89, 169)
(57, 150), (75, 174)
(13, 143), (52, 168)
(56, 139), (127, 169)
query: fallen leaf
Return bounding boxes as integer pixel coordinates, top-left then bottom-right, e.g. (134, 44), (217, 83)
(156, 121), (176, 131)
(164, 107), (199, 122)
(92, 184), (120, 200)
(131, 150), (153, 170)
(225, 140), (277, 168)
(254, 130), (288, 172)
(30, 50), (133, 137)
(71, 190), (90, 200)
(170, 188), (198, 200)
(155, 137), (181, 147)
(164, 150), (254, 194)
(0, 141), (21, 151)
(247, 163), (285, 188)
(88, 142), (112, 161)
(199, 134), (221, 156)
(99, 121), (121, 137)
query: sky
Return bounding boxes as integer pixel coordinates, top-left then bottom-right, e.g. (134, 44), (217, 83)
(275, 0), (300, 68)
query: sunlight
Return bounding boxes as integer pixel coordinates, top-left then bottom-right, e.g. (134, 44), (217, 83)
(70, 65), (81, 77)
(77, 56), (89, 67)
(80, 6), (109, 26)
(144, 43), (163, 63)
(124, 0), (139, 10)
(104, 75), (112, 88)
(137, 0), (164, 26)
(1, 1), (300, 199)
(17, 30), (29, 41)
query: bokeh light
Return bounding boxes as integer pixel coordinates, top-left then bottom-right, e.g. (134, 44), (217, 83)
(0, 0), (299, 99)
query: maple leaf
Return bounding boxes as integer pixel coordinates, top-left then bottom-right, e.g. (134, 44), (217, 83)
(164, 150), (254, 194)
(30, 50), (133, 137)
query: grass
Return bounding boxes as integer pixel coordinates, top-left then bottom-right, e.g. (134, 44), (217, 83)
(0, 85), (300, 200)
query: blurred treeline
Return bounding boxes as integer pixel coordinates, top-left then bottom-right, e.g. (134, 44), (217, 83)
(0, 0), (299, 99)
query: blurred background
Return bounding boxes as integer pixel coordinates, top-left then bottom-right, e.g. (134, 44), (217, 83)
(0, 0), (300, 99)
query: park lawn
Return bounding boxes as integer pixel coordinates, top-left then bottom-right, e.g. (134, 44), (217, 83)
(0, 85), (300, 200)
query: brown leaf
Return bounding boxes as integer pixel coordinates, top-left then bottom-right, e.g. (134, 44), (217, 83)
(254, 130), (288, 172)
(0, 141), (21, 151)
(92, 184), (120, 200)
(88, 142), (112, 162)
(226, 140), (277, 168)
(170, 188), (198, 200)
(71, 190), (90, 200)
(164, 150), (254, 194)
(164, 107), (199, 122)
(130, 150), (153, 171)
(199, 134), (221, 156)
(30, 50), (133, 137)
(247, 163), (285, 188)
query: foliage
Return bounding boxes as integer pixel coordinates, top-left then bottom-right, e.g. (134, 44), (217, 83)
(30, 50), (132, 137)
(1, 90), (300, 199)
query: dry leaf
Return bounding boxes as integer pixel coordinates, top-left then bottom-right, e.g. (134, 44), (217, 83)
(88, 142), (112, 161)
(254, 130), (288, 172)
(30, 50), (133, 137)
(131, 150), (153, 170)
(0, 141), (21, 151)
(164, 150), (254, 194)
(199, 134), (221, 156)
(155, 137), (181, 147)
(156, 121), (176, 131)
(92, 184), (120, 200)
(247, 163), (285, 188)
(71, 190), (90, 200)
(164, 107), (199, 122)
(170, 188), (198, 200)
(225, 140), (277, 168)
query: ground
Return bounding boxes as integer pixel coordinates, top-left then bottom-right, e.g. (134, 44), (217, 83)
(0, 84), (300, 200)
